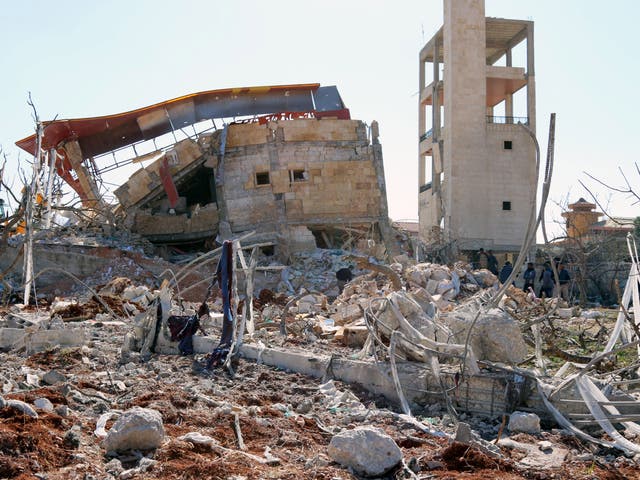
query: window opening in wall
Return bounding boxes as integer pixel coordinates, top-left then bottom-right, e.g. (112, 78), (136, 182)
(502, 201), (512, 211)
(290, 169), (308, 182)
(503, 140), (513, 150)
(256, 171), (270, 185)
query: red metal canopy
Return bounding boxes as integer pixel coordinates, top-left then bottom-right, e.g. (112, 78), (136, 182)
(15, 83), (329, 159)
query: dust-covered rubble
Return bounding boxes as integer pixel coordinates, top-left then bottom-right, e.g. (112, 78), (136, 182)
(0, 245), (639, 479)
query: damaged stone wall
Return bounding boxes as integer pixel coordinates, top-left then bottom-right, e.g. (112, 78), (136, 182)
(115, 139), (205, 210)
(208, 118), (384, 234)
(113, 118), (389, 250)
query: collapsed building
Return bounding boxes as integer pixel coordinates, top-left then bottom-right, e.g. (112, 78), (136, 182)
(15, 84), (394, 256)
(2, 4), (639, 478)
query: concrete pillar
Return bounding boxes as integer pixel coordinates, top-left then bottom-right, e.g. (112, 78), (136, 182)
(418, 58), (426, 187)
(431, 40), (441, 196)
(443, 0), (487, 242)
(505, 49), (514, 122)
(432, 41), (441, 139)
(526, 24), (536, 132)
(64, 141), (102, 210)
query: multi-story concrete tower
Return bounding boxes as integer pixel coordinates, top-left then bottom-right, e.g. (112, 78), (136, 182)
(418, 0), (536, 253)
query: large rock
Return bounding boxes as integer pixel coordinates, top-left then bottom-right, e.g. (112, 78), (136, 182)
(42, 370), (67, 385)
(472, 269), (498, 287)
(102, 407), (165, 452)
(508, 411), (541, 434)
(328, 426), (402, 477)
(430, 267), (451, 281)
(443, 307), (527, 364)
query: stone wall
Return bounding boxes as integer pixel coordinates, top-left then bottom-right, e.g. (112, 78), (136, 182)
(484, 124), (536, 250)
(133, 203), (219, 237)
(213, 118), (384, 233)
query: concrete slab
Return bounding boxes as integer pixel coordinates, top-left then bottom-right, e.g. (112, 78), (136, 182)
(167, 334), (549, 419)
(0, 328), (86, 353)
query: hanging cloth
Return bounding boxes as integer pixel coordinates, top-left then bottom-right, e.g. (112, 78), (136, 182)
(207, 240), (234, 368)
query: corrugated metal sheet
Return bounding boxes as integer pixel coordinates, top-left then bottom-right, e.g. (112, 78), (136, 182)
(15, 84), (347, 160)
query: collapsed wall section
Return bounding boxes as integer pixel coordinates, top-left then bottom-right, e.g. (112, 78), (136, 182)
(114, 117), (391, 251)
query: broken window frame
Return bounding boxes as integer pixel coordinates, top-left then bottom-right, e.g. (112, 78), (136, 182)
(289, 169), (308, 183)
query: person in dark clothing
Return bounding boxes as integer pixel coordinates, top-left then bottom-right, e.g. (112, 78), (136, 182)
(558, 264), (571, 301)
(487, 250), (499, 275)
(477, 248), (488, 270)
(336, 266), (354, 293)
(540, 263), (554, 298)
(499, 261), (513, 284)
(522, 262), (536, 293)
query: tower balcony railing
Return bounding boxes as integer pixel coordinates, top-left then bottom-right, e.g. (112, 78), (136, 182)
(419, 182), (432, 193)
(486, 115), (528, 125)
(419, 129), (433, 142)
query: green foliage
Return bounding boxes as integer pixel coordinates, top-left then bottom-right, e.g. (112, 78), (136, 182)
(634, 216), (640, 238)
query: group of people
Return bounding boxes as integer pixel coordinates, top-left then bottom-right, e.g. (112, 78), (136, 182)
(526, 260), (571, 300)
(477, 249), (572, 301)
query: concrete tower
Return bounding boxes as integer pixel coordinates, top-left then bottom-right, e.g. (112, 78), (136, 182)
(418, 0), (536, 253)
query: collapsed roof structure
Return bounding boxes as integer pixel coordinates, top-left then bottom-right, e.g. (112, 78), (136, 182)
(15, 84), (394, 254)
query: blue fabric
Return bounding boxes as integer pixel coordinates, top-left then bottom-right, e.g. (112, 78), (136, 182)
(523, 268), (536, 281)
(499, 264), (513, 284)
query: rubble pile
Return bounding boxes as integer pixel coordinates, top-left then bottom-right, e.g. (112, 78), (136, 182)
(0, 241), (639, 479)
(8, 225), (156, 255)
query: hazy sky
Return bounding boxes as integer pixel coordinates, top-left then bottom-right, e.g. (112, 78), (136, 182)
(1, 0), (638, 236)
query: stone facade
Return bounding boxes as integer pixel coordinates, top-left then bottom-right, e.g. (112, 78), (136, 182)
(214, 119), (382, 233)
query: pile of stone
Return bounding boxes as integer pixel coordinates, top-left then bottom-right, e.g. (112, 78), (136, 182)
(276, 249), (369, 296)
(256, 255), (530, 367)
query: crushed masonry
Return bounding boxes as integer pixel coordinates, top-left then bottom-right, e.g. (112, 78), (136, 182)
(0, 230), (639, 478)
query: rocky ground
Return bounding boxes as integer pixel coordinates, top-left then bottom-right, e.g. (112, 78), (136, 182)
(1, 244), (639, 479)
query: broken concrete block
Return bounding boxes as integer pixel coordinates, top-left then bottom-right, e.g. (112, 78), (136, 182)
(328, 426), (402, 477)
(342, 325), (368, 348)
(0, 328), (26, 350)
(332, 304), (361, 325)
(444, 307), (527, 364)
(102, 407), (165, 452)
(407, 269), (426, 287)
(508, 411), (541, 434)
(426, 279), (439, 295)
(178, 432), (218, 448)
(430, 267), (450, 281)
(538, 440), (553, 452)
(472, 269), (498, 287)
(436, 280), (454, 294)
(34, 397), (54, 412)
(454, 422), (473, 444)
